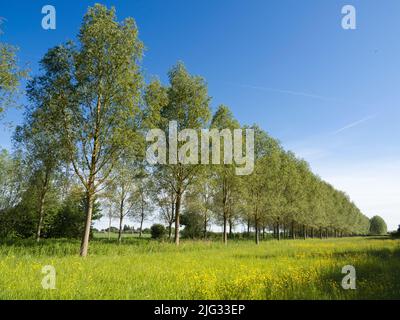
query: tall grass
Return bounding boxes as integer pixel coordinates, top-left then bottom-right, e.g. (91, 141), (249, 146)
(0, 237), (399, 299)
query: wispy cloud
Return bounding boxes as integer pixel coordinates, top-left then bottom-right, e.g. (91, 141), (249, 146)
(230, 83), (376, 110)
(332, 114), (377, 135)
(234, 84), (335, 102)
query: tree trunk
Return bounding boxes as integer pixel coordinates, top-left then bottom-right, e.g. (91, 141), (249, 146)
(223, 214), (228, 245)
(139, 214), (144, 238)
(277, 220), (281, 241)
(36, 170), (50, 242)
(36, 190), (46, 242)
(203, 214), (207, 240)
(118, 198), (124, 243)
(80, 191), (94, 257)
(222, 180), (228, 245)
(118, 214), (123, 243)
(255, 220), (260, 245)
(174, 190), (182, 245)
(291, 221), (296, 240)
(79, 97), (101, 257)
(108, 214), (112, 240)
(303, 224), (307, 240)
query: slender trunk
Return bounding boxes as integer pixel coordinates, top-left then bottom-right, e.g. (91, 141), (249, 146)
(320, 227), (323, 239)
(80, 191), (94, 257)
(36, 190), (46, 242)
(118, 213), (123, 243)
(255, 220), (260, 245)
(139, 214), (144, 238)
(118, 196), (125, 243)
(303, 224), (307, 240)
(169, 201), (175, 240)
(203, 213), (207, 240)
(174, 189), (182, 245)
(108, 214), (111, 240)
(139, 198), (145, 238)
(80, 98), (101, 257)
(36, 170), (50, 242)
(291, 221), (296, 240)
(223, 214), (228, 245)
(222, 179), (228, 245)
(277, 219), (281, 241)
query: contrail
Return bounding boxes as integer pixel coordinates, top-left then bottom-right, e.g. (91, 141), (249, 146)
(231, 83), (378, 134)
(332, 114), (377, 135)
(231, 83), (374, 109)
(233, 84), (337, 103)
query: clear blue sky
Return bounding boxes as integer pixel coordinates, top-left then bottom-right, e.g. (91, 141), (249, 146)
(1, 0), (399, 230)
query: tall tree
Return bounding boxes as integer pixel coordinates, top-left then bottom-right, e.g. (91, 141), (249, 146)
(14, 75), (68, 241)
(185, 172), (214, 240)
(153, 177), (176, 240)
(30, 5), (143, 256)
(210, 105), (240, 244)
(131, 176), (154, 238)
(104, 156), (141, 243)
(144, 62), (211, 245)
(241, 126), (280, 244)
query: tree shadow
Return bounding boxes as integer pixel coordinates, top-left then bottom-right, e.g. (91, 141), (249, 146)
(319, 246), (400, 299)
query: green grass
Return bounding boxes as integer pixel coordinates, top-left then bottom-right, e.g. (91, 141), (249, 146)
(0, 237), (399, 299)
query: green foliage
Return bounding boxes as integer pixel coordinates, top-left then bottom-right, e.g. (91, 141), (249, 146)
(144, 62), (212, 244)
(47, 188), (101, 239)
(180, 211), (204, 239)
(150, 224), (166, 239)
(369, 216), (387, 235)
(0, 44), (27, 114)
(0, 149), (25, 211)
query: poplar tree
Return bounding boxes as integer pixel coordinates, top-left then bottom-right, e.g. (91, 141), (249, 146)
(144, 62), (211, 245)
(28, 4), (143, 256)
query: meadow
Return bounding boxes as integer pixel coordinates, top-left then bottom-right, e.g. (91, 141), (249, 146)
(0, 236), (399, 300)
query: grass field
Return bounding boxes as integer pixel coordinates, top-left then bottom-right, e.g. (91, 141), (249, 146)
(0, 236), (399, 300)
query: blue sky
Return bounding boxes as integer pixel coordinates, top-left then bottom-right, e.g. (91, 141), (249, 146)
(1, 0), (399, 230)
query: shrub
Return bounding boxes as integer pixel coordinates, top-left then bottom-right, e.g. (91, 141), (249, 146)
(150, 224), (166, 239)
(369, 216), (387, 235)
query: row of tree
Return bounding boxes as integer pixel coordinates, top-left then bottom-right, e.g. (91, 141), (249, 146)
(0, 5), (372, 256)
